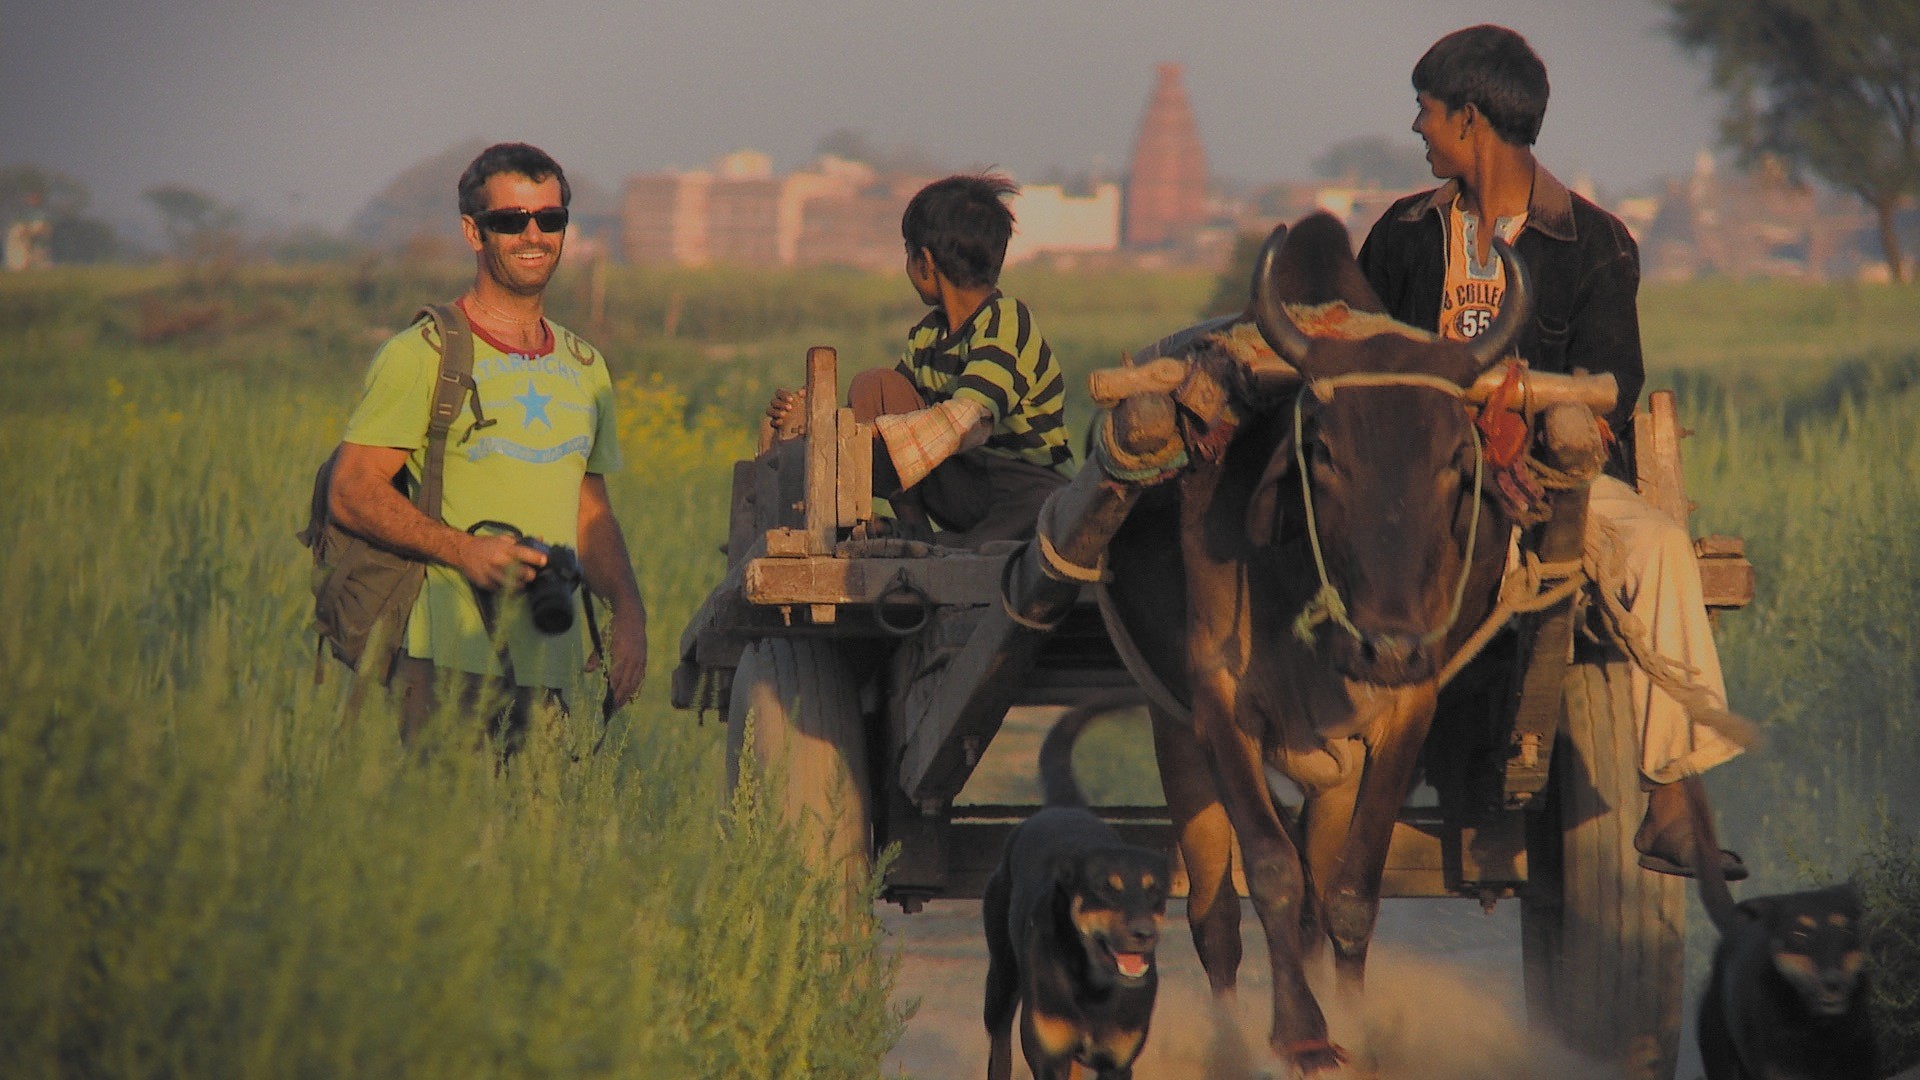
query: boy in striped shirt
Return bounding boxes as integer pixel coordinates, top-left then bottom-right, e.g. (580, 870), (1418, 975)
(769, 174), (1074, 547)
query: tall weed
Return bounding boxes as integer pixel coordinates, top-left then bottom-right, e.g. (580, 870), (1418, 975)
(0, 347), (897, 1077)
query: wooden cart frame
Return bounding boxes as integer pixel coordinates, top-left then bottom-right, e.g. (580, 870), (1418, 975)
(671, 345), (1753, 1078)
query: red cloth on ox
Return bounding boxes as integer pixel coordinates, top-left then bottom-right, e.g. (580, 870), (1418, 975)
(1474, 361), (1531, 469)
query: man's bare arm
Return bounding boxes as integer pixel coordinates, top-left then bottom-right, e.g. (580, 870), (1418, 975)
(576, 473), (647, 704)
(327, 442), (537, 591)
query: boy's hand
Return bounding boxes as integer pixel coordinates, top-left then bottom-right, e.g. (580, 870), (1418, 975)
(765, 387), (808, 436)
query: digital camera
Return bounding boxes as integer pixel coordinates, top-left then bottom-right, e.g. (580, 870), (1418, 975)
(517, 538), (584, 635)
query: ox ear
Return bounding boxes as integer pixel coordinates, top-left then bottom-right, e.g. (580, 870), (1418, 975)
(1245, 426), (1298, 548)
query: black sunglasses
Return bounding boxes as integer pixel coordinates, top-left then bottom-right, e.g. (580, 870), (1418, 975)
(471, 206), (569, 235)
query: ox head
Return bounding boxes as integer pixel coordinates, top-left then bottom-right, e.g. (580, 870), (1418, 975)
(1243, 213), (1529, 685)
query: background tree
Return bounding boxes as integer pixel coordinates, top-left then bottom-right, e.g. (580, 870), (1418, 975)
(0, 165), (119, 263)
(814, 128), (945, 176)
(144, 184), (242, 261)
(1667, 0), (1920, 281)
(1200, 228), (1265, 318)
(1310, 135), (1433, 193)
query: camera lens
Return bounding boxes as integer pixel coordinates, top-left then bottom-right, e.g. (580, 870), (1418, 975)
(527, 576), (575, 635)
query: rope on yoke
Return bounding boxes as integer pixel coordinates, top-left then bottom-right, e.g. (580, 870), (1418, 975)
(1435, 551), (1588, 688)
(1033, 489), (1109, 585)
(999, 545), (1071, 633)
(1036, 527), (1107, 584)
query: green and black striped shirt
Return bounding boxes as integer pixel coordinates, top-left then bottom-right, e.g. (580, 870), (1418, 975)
(896, 292), (1073, 473)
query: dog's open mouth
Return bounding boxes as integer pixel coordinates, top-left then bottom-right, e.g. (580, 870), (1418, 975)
(1810, 991), (1852, 1017)
(1100, 940), (1153, 980)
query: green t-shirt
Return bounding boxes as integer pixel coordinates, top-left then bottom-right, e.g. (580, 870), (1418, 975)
(343, 312), (621, 688)
(895, 292), (1073, 473)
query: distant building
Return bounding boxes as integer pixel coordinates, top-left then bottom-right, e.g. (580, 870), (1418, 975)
(1007, 183), (1121, 264)
(797, 174), (926, 271)
(1124, 63), (1210, 250)
(629, 152), (898, 267)
(1639, 152), (1870, 281)
(706, 177), (781, 266)
(622, 172), (712, 265)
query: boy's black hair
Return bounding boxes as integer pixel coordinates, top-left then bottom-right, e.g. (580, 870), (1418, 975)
(901, 174), (1019, 289)
(1412, 25), (1549, 147)
(457, 143), (572, 216)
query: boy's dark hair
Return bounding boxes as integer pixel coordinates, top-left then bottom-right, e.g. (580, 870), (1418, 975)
(1412, 25), (1549, 147)
(901, 174), (1019, 289)
(457, 143), (572, 216)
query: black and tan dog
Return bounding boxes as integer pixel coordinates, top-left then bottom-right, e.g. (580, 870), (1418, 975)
(982, 697), (1170, 1080)
(1683, 776), (1878, 1080)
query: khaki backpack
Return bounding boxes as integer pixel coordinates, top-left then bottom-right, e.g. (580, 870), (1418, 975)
(298, 302), (490, 681)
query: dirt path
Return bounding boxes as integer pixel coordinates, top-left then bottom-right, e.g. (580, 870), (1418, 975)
(880, 896), (1641, 1079)
(877, 708), (1703, 1079)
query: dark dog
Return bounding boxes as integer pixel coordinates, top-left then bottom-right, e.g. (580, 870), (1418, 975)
(1683, 776), (1878, 1079)
(982, 697), (1170, 1080)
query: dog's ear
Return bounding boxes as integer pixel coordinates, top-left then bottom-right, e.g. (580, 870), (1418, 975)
(1738, 895), (1781, 927)
(1050, 853), (1084, 895)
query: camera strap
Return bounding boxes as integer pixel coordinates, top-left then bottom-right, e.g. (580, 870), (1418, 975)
(582, 596), (617, 755)
(465, 519), (616, 748)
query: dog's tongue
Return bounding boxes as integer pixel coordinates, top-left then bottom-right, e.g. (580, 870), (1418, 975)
(1114, 952), (1150, 978)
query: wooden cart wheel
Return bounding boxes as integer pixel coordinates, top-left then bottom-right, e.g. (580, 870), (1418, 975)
(1521, 654), (1687, 1080)
(726, 637), (873, 916)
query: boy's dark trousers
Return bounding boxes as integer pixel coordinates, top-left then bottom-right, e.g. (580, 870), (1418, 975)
(848, 369), (1066, 548)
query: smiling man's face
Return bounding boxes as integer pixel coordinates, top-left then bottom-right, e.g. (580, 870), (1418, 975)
(463, 172), (567, 297)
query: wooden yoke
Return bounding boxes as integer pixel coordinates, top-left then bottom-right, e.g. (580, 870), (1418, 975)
(1089, 355), (1618, 417)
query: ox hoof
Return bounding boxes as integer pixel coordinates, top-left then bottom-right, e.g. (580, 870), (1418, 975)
(1279, 1038), (1348, 1077)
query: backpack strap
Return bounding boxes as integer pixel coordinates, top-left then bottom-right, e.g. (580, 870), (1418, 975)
(413, 302), (491, 521)
(419, 305), (524, 687)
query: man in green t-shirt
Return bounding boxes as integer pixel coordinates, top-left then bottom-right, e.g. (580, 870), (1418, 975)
(328, 143), (647, 747)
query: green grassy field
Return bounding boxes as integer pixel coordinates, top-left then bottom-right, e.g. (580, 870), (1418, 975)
(2, 261), (1917, 1074)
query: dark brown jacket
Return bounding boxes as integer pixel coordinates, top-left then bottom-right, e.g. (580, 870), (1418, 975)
(1357, 166), (1646, 467)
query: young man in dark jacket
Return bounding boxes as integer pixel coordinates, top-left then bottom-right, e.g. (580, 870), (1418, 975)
(1358, 25), (1746, 879)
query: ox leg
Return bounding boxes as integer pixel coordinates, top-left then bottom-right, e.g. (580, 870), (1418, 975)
(1198, 691), (1341, 1072)
(1150, 707), (1242, 993)
(1299, 777), (1360, 963)
(1320, 686), (1437, 997)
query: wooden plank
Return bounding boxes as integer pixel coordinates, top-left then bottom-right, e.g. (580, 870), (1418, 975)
(1503, 482), (1587, 804)
(916, 811), (1512, 901)
(755, 438), (806, 534)
(1635, 391), (1690, 527)
(803, 346), (838, 552)
(740, 553), (1008, 606)
(763, 528), (819, 558)
(1699, 556), (1756, 610)
(725, 460), (757, 570)
(836, 410), (872, 528)
(900, 602), (1053, 805)
(1695, 535), (1744, 558)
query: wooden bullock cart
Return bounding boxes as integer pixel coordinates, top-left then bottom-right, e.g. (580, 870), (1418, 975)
(670, 344), (1753, 1078)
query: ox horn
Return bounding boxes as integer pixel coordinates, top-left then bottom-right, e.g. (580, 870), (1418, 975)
(1249, 225), (1312, 367)
(1467, 237), (1533, 372)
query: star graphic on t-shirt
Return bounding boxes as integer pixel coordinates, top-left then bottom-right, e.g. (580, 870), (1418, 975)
(513, 381), (553, 428)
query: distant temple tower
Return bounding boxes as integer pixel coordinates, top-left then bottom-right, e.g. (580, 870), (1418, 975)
(1124, 63), (1209, 248)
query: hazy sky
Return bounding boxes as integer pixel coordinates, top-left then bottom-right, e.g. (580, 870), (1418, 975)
(3, 0), (1724, 233)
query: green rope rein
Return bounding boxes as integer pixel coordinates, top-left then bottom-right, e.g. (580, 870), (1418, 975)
(1289, 379), (1487, 649)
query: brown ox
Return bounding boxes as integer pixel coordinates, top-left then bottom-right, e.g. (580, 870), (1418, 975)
(1101, 212), (1529, 1073)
